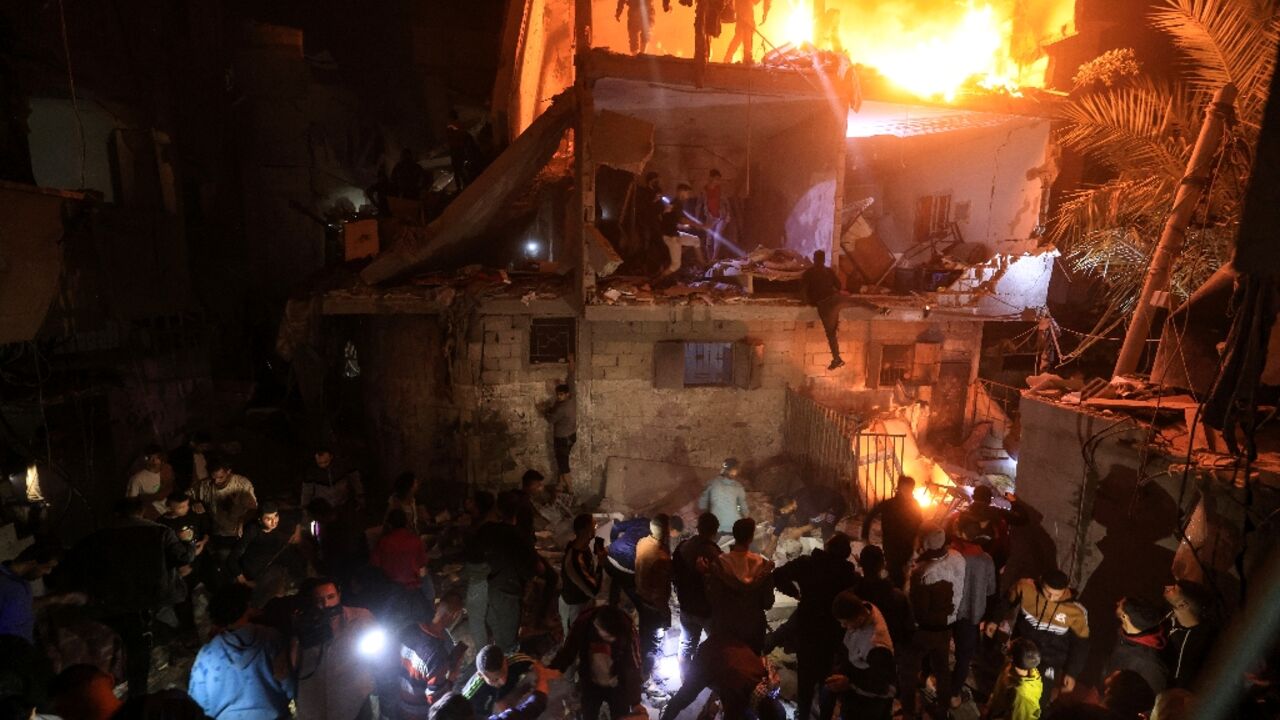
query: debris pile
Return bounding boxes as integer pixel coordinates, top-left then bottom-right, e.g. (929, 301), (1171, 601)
(707, 246), (812, 283)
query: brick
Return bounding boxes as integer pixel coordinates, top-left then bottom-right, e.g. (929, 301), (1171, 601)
(591, 353), (619, 368)
(498, 357), (523, 371)
(483, 355), (503, 371)
(482, 316), (511, 331)
(481, 370), (510, 384)
(486, 343), (512, 358)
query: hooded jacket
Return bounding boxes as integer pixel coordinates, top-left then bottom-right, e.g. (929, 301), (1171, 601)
(774, 548), (859, 634)
(699, 475), (747, 530)
(1005, 578), (1090, 678)
(550, 606), (642, 706)
(986, 665), (1042, 720)
(908, 548), (966, 630)
(1105, 625), (1169, 695)
(189, 624), (294, 720)
(951, 537), (996, 623)
(706, 549), (775, 648)
(1163, 616), (1215, 689)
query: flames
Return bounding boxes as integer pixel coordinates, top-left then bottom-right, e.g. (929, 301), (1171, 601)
(764, 0), (1074, 101)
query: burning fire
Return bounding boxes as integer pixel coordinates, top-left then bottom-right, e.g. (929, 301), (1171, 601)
(766, 0), (1071, 101)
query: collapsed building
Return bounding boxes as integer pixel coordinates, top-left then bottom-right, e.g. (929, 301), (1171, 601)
(282, 0), (1066, 520)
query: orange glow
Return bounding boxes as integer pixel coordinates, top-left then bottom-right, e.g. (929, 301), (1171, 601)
(769, 0), (1068, 101)
(913, 484), (936, 508)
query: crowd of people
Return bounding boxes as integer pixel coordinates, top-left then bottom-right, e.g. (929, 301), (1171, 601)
(0, 437), (1270, 720)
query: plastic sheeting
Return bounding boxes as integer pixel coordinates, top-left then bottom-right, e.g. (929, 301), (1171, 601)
(361, 91), (577, 285)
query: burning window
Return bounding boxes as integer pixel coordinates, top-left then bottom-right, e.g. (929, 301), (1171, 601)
(879, 344), (914, 385)
(683, 342), (735, 387)
(529, 318), (576, 365)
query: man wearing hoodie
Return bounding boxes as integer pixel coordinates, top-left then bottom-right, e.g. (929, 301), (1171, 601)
(987, 569), (1089, 711)
(550, 605), (643, 720)
(1105, 597), (1169, 697)
(773, 532), (860, 720)
(822, 590), (896, 720)
(706, 518), (774, 653)
(634, 514), (680, 675)
(951, 519), (996, 708)
(189, 584), (294, 720)
(671, 513), (722, 661)
(698, 458), (748, 534)
(1161, 579), (1216, 689)
(906, 524), (966, 718)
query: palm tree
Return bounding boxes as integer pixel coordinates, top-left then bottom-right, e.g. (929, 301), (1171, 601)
(1048, 0), (1279, 349)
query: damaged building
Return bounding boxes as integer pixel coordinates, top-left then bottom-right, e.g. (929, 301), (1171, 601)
(287, 1), (1064, 515)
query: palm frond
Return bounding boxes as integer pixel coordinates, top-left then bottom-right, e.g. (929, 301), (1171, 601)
(1056, 81), (1194, 176)
(1049, 175), (1177, 248)
(1150, 0), (1280, 97)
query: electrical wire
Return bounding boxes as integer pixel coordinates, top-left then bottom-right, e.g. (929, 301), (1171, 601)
(56, 0), (87, 188)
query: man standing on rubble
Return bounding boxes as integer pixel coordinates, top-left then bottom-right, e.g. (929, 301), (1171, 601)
(657, 184), (709, 279)
(860, 475), (923, 588)
(698, 458), (748, 535)
(615, 0), (664, 55)
(696, 169), (732, 261)
(723, 0), (769, 65)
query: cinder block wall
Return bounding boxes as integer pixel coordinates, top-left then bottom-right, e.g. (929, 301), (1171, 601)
(452, 305), (983, 496)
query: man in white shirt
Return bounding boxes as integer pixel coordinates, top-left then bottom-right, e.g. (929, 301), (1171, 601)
(193, 457), (258, 585)
(126, 445), (173, 517)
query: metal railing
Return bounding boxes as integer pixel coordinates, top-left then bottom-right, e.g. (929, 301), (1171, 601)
(782, 388), (906, 513)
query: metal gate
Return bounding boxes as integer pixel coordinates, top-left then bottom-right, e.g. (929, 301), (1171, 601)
(853, 432), (906, 512)
(782, 389), (907, 513)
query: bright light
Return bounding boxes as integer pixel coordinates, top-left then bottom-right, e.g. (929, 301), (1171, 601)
(913, 485), (935, 508)
(656, 654), (682, 685)
(771, 0), (1056, 101)
(524, 240), (541, 256)
(25, 465), (42, 502)
(357, 627), (387, 657)
(780, 0), (813, 46)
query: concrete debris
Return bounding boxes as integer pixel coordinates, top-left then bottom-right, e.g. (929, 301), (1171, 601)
(707, 246), (811, 283)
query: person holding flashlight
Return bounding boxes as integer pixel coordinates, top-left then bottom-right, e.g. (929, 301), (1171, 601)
(293, 577), (379, 720)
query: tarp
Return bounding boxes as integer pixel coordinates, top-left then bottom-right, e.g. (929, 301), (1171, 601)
(0, 182), (77, 344)
(361, 91), (577, 285)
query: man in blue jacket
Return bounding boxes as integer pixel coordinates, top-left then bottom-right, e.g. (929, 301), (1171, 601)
(189, 584), (294, 720)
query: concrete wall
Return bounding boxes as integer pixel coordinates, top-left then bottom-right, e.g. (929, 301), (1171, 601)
(867, 117), (1052, 258)
(443, 305), (982, 495)
(1014, 396), (1186, 681)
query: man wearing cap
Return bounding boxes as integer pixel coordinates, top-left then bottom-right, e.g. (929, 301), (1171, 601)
(988, 569), (1090, 710)
(698, 459), (748, 535)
